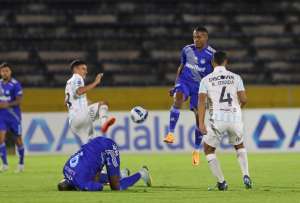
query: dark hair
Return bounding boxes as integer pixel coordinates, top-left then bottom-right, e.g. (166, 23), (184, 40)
(0, 62), (12, 69)
(213, 51), (228, 65)
(193, 26), (208, 34)
(57, 179), (76, 191)
(70, 60), (86, 71)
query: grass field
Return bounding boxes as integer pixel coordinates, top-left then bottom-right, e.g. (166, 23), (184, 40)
(1, 153), (300, 203)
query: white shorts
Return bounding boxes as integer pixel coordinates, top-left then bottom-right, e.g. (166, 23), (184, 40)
(203, 119), (244, 148)
(68, 103), (100, 143)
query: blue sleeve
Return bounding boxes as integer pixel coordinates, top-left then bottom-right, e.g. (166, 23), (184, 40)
(105, 150), (121, 178)
(14, 82), (23, 97)
(180, 48), (186, 65)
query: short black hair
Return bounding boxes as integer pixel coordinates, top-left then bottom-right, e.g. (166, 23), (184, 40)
(57, 179), (76, 191)
(0, 62), (12, 69)
(70, 60), (86, 71)
(193, 26), (208, 34)
(213, 51), (228, 65)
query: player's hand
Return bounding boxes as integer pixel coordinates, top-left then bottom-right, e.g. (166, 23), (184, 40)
(199, 123), (207, 135)
(169, 87), (175, 97)
(94, 73), (103, 85)
(0, 102), (9, 109)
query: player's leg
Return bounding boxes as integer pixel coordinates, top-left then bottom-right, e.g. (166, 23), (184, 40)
(10, 120), (25, 172)
(98, 101), (115, 133)
(234, 143), (252, 189)
(230, 122), (252, 189)
(0, 130), (8, 171)
(164, 83), (189, 143)
(15, 136), (25, 172)
(120, 166), (152, 190)
(203, 122), (227, 190)
(88, 101), (116, 134)
(191, 106), (203, 166)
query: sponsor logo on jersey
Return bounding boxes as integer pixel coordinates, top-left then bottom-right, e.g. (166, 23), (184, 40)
(186, 63), (206, 72)
(209, 75), (234, 82)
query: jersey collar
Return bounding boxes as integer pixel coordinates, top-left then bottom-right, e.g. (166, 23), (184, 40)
(213, 66), (227, 72)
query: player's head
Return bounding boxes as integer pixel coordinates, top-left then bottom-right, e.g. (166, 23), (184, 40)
(193, 26), (208, 49)
(57, 179), (76, 191)
(212, 51), (228, 67)
(0, 62), (12, 81)
(70, 60), (88, 79)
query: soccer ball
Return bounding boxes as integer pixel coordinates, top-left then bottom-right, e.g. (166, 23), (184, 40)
(130, 106), (148, 123)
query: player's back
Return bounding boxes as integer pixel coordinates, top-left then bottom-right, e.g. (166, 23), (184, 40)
(63, 136), (118, 182)
(64, 74), (88, 113)
(201, 66), (245, 123)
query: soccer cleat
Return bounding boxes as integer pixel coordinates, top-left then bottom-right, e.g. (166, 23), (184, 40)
(15, 164), (24, 173)
(163, 133), (175, 144)
(192, 150), (200, 166)
(0, 164), (8, 172)
(120, 168), (130, 179)
(217, 181), (228, 191)
(243, 175), (252, 189)
(101, 117), (116, 133)
(139, 166), (152, 187)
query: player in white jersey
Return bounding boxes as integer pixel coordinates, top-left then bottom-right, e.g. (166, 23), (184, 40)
(65, 60), (115, 143)
(198, 51), (252, 190)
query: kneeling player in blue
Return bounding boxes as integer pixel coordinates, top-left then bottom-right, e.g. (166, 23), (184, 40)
(57, 136), (152, 191)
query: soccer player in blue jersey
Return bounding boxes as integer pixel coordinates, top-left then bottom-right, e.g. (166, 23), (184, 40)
(0, 63), (25, 172)
(164, 26), (215, 166)
(57, 136), (152, 191)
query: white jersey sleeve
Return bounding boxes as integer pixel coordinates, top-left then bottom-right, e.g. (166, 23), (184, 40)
(237, 75), (245, 92)
(199, 78), (208, 94)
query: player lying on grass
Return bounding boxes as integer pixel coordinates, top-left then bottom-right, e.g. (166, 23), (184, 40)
(198, 51), (252, 191)
(57, 136), (152, 191)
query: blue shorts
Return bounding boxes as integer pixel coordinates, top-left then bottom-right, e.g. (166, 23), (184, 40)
(0, 112), (22, 136)
(174, 79), (199, 110)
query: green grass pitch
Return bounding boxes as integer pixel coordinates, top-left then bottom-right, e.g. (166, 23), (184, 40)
(1, 153), (300, 203)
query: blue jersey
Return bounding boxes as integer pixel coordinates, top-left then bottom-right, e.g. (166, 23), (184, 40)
(179, 44), (215, 85)
(0, 78), (23, 119)
(63, 136), (120, 190)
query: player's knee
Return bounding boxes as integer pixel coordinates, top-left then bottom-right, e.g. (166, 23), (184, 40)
(203, 142), (215, 155)
(234, 143), (244, 150)
(0, 133), (6, 144)
(15, 136), (23, 147)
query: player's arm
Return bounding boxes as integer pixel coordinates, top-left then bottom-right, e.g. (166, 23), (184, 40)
(237, 76), (247, 108)
(108, 175), (121, 190)
(8, 95), (22, 107)
(198, 93), (207, 134)
(237, 91), (247, 108)
(76, 73), (103, 96)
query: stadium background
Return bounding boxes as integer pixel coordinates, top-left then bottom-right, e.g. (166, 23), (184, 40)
(1, 0), (299, 152)
(1, 1), (300, 202)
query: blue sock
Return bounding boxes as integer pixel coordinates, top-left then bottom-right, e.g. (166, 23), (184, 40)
(120, 172), (141, 190)
(17, 145), (25, 165)
(0, 143), (8, 165)
(194, 128), (203, 150)
(169, 106), (180, 133)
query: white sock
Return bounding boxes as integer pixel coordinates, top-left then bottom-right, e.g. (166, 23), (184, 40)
(206, 154), (225, 183)
(99, 104), (109, 126)
(236, 148), (249, 176)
